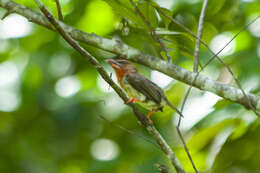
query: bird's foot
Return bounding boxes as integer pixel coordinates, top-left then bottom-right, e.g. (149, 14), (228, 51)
(146, 109), (156, 124)
(126, 97), (141, 104)
(146, 117), (153, 124)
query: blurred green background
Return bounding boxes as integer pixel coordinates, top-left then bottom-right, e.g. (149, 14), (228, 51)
(0, 0), (260, 172)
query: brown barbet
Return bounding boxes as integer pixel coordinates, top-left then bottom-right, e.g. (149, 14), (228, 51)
(107, 59), (182, 123)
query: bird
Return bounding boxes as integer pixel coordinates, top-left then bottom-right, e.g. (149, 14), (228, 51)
(106, 58), (182, 123)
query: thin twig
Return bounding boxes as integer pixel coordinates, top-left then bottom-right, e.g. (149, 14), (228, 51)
(33, 0), (185, 172)
(129, 0), (172, 62)
(176, 128), (198, 173)
(193, 0), (208, 72)
(54, 0), (63, 21)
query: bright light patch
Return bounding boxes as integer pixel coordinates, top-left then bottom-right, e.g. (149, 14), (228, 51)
(101, 94), (124, 120)
(77, 0), (115, 35)
(151, 71), (173, 88)
(97, 74), (118, 93)
(0, 61), (19, 87)
(0, 91), (20, 112)
(0, 14), (32, 39)
(55, 76), (81, 98)
(48, 52), (72, 77)
(248, 16), (260, 37)
(90, 138), (119, 161)
(176, 92), (221, 130)
(210, 32), (236, 57)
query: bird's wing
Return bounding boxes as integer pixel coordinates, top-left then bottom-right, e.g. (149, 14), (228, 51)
(126, 73), (183, 116)
(125, 73), (163, 104)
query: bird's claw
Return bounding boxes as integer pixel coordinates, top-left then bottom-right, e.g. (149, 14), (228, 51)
(146, 110), (156, 125)
(126, 97), (140, 104)
(146, 117), (153, 125)
(126, 97), (135, 104)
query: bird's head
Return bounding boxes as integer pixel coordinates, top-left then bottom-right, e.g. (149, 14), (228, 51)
(106, 59), (137, 73)
(106, 59), (137, 81)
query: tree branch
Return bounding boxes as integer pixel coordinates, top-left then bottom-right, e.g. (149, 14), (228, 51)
(32, 0), (185, 172)
(1, 0), (260, 112)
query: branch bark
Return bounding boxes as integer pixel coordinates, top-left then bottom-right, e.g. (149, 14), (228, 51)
(1, 0), (260, 112)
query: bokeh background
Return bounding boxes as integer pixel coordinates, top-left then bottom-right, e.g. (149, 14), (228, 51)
(0, 0), (260, 172)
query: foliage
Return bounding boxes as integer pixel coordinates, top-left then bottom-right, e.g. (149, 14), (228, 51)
(0, 0), (260, 172)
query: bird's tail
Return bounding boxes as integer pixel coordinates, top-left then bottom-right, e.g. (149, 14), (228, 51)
(163, 97), (184, 117)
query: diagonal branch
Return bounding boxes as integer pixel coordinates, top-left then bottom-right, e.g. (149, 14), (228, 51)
(32, 0), (185, 172)
(1, 0), (260, 113)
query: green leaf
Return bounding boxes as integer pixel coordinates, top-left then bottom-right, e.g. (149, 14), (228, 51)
(206, 0), (226, 17)
(137, 1), (158, 28)
(188, 118), (243, 152)
(214, 99), (232, 109)
(212, 119), (260, 173)
(106, 0), (145, 28)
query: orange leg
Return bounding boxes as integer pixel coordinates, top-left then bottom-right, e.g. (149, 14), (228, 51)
(146, 109), (156, 124)
(126, 97), (141, 104)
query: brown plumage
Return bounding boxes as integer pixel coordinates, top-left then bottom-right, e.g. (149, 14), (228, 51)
(106, 59), (181, 123)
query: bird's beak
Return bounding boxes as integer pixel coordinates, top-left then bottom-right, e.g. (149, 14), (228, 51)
(106, 59), (121, 69)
